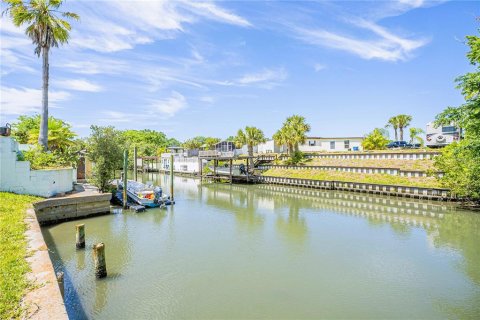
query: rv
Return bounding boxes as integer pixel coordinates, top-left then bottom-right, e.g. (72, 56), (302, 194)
(426, 122), (461, 148)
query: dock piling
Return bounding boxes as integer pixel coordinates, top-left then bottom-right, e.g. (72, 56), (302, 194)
(56, 271), (64, 298)
(133, 147), (137, 181)
(75, 223), (85, 249)
(123, 150), (128, 209)
(93, 243), (107, 278)
(170, 154), (174, 202)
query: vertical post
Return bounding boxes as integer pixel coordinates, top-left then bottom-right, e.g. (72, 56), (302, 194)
(93, 243), (107, 278)
(170, 154), (174, 202)
(199, 158), (203, 181)
(123, 150), (128, 209)
(214, 159), (217, 179)
(229, 159), (233, 184)
(133, 147), (137, 181)
(56, 272), (64, 299)
(75, 224), (85, 249)
(246, 159), (249, 183)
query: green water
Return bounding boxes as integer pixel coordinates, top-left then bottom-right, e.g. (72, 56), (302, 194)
(42, 173), (480, 319)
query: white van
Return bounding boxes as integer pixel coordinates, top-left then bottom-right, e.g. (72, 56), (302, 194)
(426, 122), (461, 148)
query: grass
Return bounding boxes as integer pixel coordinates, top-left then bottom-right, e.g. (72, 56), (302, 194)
(298, 158), (436, 171)
(263, 168), (441, 188)
(0, 192), (41, 320)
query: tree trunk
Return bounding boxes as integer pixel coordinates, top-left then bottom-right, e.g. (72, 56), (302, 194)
(39, 46), (49, 150)
(399, 127), (404, 141)
(294, 143), (299, 153)
(248, 144), (253, 168)
(394, 128), (398, 141)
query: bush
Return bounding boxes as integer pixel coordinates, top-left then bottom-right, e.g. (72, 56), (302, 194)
(284, 151), (304, 165)
(22, 146), (78, 170)
(434, 140), (480, 200)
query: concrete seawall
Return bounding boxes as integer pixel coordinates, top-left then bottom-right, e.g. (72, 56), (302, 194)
(33, 193), (112, 225)
(23, 208), (68, 319)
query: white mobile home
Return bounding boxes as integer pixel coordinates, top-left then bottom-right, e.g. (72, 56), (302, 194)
(426, 122), (461, 148)
(299, 137), (363, 152)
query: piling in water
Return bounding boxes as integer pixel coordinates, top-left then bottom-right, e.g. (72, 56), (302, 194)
(123, 150), (128, 209)
(93, 243), (107, 278)
(170, 153), (174, 202)
(133, 146), (137, 181)
(56, 271), (64, 299)
(76, 224), (85, 249)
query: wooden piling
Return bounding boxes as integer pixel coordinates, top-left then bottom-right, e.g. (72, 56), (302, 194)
(76, 223), (85, 249)
(133, 147), (137, 181)
(123, 150), (128, 209)
(93, 243), (107, 278)
(170, 154), (174, 202)
(229, 159), (233, 184)
(56, 271), (64, 299)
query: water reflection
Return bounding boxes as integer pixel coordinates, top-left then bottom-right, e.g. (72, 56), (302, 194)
(42, 174), (480, 319)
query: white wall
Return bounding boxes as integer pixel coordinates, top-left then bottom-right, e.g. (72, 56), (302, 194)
(257, 140), (280, 154)
(0, 137), (74, 197)
(161, 153), (200, 173)
(299, 138), (363, 152)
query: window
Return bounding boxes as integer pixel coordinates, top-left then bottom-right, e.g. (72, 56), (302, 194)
(344, 140), (350, 149)
(330, 141), (335, 149)
(308, 140), (316, 146)
(442, 126), (457, 133)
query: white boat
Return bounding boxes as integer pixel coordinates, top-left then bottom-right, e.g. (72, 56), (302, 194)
(119, 180), (171, 207)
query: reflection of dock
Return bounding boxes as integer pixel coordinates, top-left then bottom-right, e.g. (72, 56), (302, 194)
(202, 182), (453, 230)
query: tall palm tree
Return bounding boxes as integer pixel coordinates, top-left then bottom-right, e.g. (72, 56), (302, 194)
(285, 115), (311, 152)
(386, 116), (399, 141)
(3, 0), (79, 150)
(396, 114), (413, 141)
(273, 127), (292, 154)
(235, 126), (266, 167)
(409, 127), (425, 146)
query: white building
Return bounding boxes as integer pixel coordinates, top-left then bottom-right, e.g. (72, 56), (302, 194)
(299, 137), (363, 152)
(160, 147), (201, 174)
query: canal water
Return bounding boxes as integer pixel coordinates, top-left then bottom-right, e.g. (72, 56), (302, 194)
(42, 173), (480, 319)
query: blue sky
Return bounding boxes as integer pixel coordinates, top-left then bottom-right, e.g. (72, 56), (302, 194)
(0, 0), (478, 141)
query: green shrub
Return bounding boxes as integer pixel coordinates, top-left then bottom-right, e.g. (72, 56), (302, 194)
(21, 146), (78, 170)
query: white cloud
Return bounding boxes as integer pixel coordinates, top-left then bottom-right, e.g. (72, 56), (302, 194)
(56, 79), (103, 92)
(149, 91), (187, 117)
(313, 63), (326, 72)
(57, 59), (128, 75)
(218, 68), (287, 88)
(68, 0), (250, 53)
(183, 1), (252, 27)
(294, 21), (427, 62)
(0, 86), (71, 115)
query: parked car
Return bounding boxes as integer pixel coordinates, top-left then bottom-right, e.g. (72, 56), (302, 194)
(387, 141), (412, 149)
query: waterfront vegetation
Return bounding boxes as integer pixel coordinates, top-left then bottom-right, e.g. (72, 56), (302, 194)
(0, 192), (40, 320)
(263, 168), (440, 188)
(433, 29), (480, 201)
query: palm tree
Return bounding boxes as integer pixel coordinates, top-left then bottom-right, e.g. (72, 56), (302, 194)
(3, 0), (79, 150)
(27, 115), (76, 151)
(409, 127), (425, 146)
(396, 114), (413, 141)
(235, 126), (266, 167)
(285, 115), (311, 152)
(273, 128), (292, 155)
(274, 115), (310, 154)
(386, 116), (399, 141)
